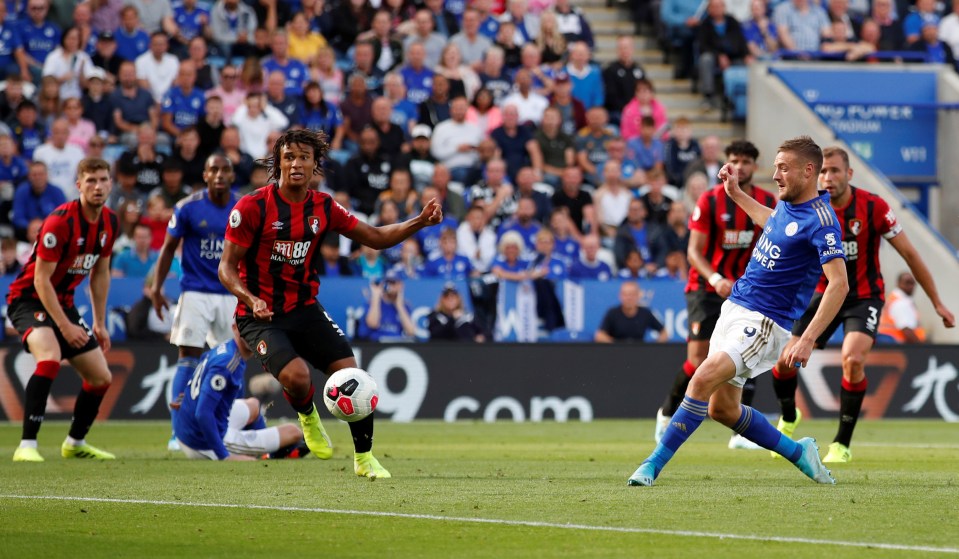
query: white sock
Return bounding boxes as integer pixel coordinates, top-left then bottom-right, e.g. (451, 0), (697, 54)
(19, 440), (38, 449)
(65, 436), (84, 447)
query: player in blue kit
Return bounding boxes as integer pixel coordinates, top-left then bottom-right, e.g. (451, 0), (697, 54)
(628, 136), (849, 487)
(174, 326), (306, 460)
(150, 154), (239, 451)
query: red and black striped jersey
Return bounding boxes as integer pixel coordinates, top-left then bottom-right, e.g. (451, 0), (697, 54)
(815, 186), (901, 300)
(224, 184), (358, 317)
(6, 200), (119, 308)
(686, 184), (777, 293)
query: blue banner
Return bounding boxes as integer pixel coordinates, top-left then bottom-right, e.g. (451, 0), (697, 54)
(772, 67), (938, 179)
(0, 276), (690, 343)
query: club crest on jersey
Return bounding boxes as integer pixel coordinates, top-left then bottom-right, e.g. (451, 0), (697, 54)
(257, 340), (268, 355)
(848, 219), (862, 236)
(100, 232), (108, 247)
(691, 322), (701, 335)
(34, 311), (46, 322)
(308, 216), (321, 235)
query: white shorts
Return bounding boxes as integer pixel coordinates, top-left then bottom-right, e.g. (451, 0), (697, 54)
(169, 291), (237, 349)
(178, 400), (282, 459)
(708, 300), (791, 388)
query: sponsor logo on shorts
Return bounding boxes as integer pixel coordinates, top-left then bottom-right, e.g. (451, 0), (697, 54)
(257, 340), (267, 355)
(34, 311), (46, 322)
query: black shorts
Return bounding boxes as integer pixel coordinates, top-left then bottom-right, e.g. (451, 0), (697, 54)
(7, 298), (99, 360)
(236, 302), (354, 377)
(685, 290), (725, 341)
(791, 294), (883, 348)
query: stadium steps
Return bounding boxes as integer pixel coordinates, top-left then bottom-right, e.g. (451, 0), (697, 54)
(581, 2), (745, 143)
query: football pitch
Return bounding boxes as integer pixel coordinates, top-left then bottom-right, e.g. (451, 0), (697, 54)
(1, 419), (957, 558)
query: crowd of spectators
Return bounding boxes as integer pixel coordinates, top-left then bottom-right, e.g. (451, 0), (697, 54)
(1, 0), (946, 341)
(0, 0), (709, 289)
(654, 0), (959, 109)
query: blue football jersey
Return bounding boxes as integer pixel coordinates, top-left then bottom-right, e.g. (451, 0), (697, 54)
(173, 339), (246, 459)
(168, 190), (239, 294)
(161, 86), (206, 128)
(400, 66), (434, 105)
(261, 57), (308, 95)
(173, 3), (211, 41)
(729, 191), (845, 329)
(19, 20), (58, 63)
(422, 253), (472, 280)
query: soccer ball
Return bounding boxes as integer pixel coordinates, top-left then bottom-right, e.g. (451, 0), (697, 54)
(323, 368), (379, 422)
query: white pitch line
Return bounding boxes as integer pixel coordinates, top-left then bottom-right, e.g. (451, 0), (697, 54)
(2, 494), (958, 554)
(855, 442), (959, 449)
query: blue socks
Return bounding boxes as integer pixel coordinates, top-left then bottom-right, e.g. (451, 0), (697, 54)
(733, 404), (802, 462)
(170, 356), (199, 414)
(644, 396), (709, 477)
(246, 414), (267, 430)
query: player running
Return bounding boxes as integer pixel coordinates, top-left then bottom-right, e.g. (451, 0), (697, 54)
(150, 154), (240, 452)
(653, 140), (777, 450)
(219, 128), (443, 478)
(628, 136), (848, 487)
(174, 325), (308, 461)
(9, 158), (119, 462)
(770, 147), (955, 463)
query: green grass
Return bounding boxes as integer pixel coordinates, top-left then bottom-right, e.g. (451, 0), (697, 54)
(1, 419), (958, 558)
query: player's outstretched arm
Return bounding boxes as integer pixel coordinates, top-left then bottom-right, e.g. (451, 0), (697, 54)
(784, 258), (848, 368)
(218, 240), (273, 321)
(90, 254), (112, 352)
(150, 232), (181, 320)
(346, 198), (443, 250)
(888, 231), (957, 328)
(719, 163), (773, 228)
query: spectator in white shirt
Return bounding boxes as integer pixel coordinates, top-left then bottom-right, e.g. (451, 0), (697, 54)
(32, 119), (86, 200)
(41, 27), (97, 100)
(456, 204), (498, 273)
(939, 0), (959, 54)
(231, 92), (290, 159)
(500, 68), (549, 126)
(431, 96), (484, 183)
(135, 31), (180, 102)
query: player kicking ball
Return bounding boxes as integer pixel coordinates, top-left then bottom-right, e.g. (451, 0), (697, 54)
(628, 136), (848, 486)
(769, 147), (955, 463)
(219, 128), (443, 478)
(174, 325), (309, 461)
(9, 159), (119, 462)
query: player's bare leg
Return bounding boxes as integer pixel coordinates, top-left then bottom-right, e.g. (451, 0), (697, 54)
(825, 332), (872, 463)
(327, 357), (390, 479)
(13, 328), (62, 462)
(61, 348), (115, 459)
(278, 357), (333, 459)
